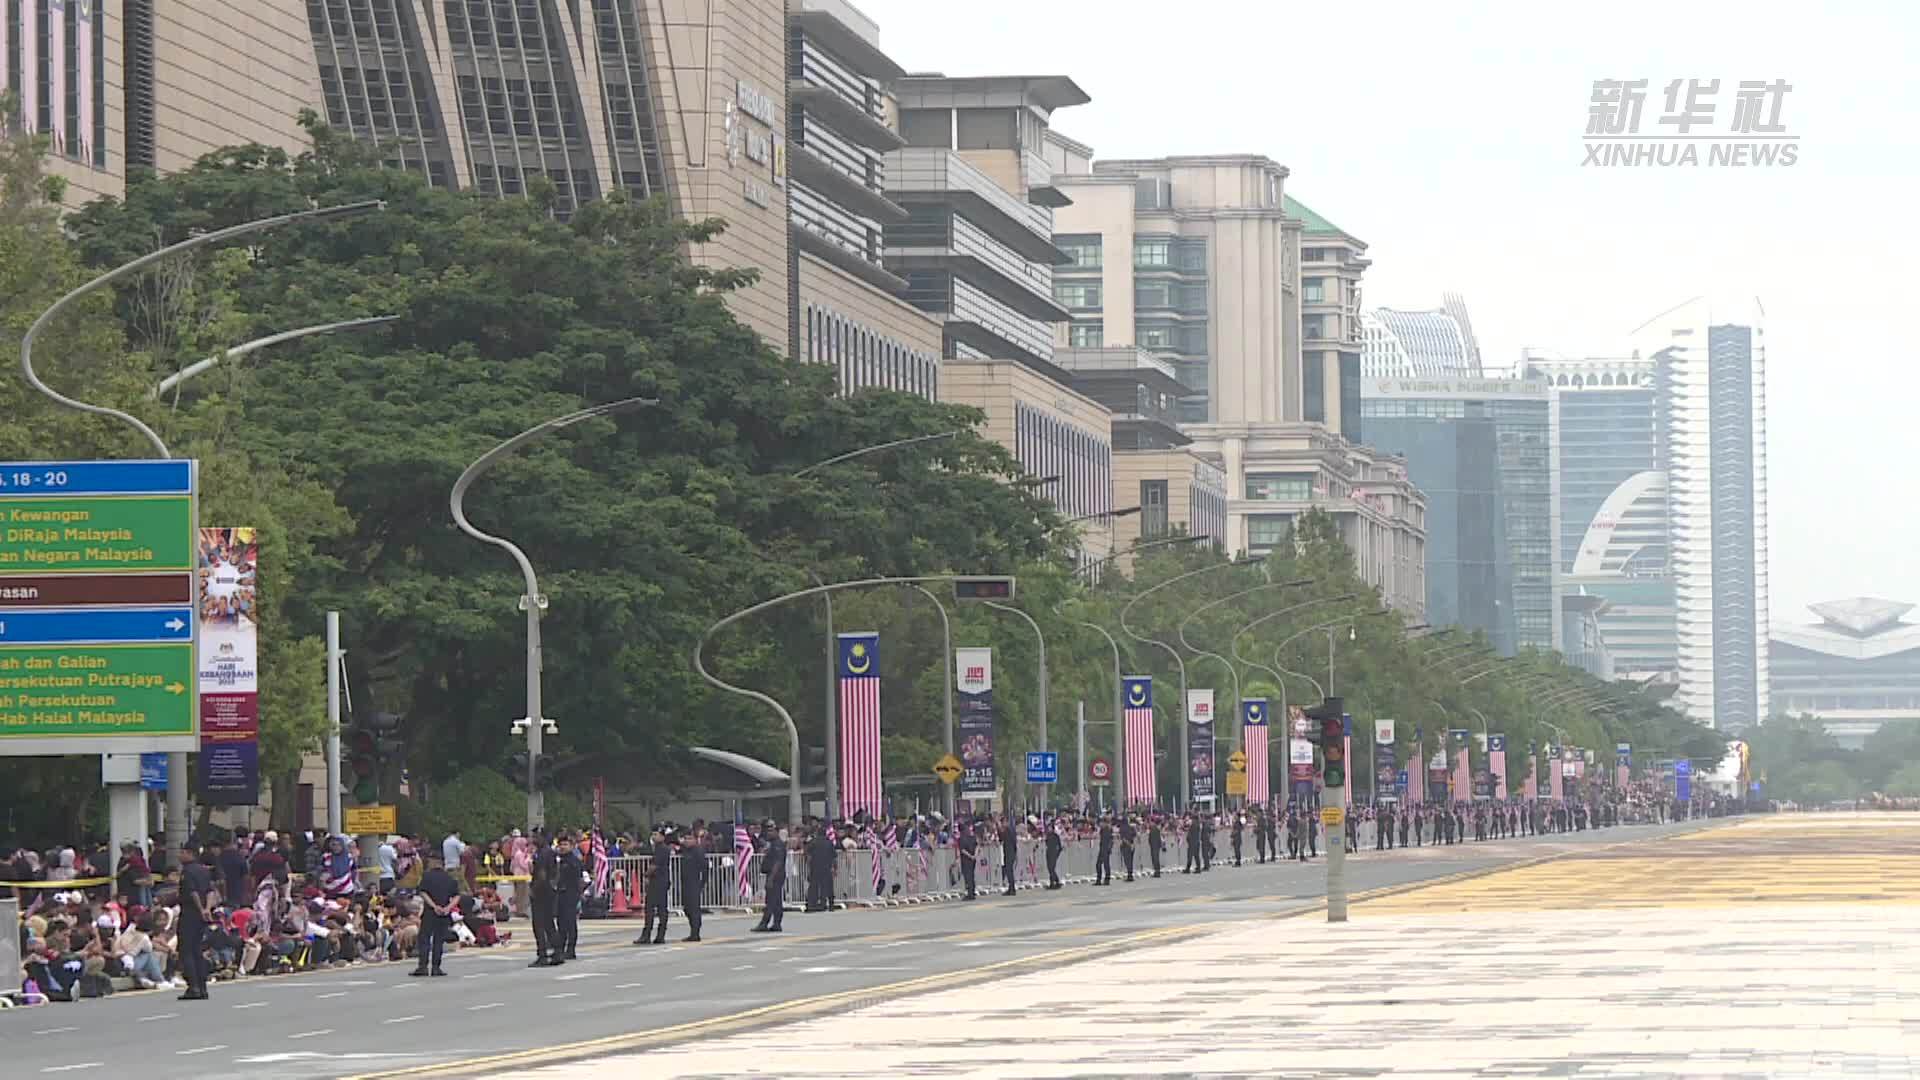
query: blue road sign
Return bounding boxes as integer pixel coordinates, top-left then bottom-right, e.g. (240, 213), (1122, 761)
(1026, 751), (1058, 784)
(140, 753), (169, 791)
(0, 460), (193, 496)
(0, 607), (194, 644)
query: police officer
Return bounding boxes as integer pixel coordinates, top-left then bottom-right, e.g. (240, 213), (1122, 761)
(752, 823), (786, 932)
(554, 832), (583, 960)
(1184, 814), (1203, 874)
(1230, 813), (1244, 866)
(1095, 815), (1113, 885)
(1253, 807), (1269, 864)
(1118, 815), (1137, 881)
(805, 821), (835, 912)
(957, 821), (978, 900)
(175, 845), (215, 1000)
(1044, 818), (1064, 889)
(1146, 817), (1164, 878)
(635, 828), (672, 945)
(679, 827), (708, 940)
(533, 830), (561, 964)
(1000, 816), (1019, 897)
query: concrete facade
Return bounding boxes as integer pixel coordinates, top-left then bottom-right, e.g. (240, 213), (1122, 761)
(1772, 598), (1920, 748)
(1110, 447), (1227, 563)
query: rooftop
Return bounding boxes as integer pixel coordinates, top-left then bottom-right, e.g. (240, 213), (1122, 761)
(1283, 194), (1349, 238)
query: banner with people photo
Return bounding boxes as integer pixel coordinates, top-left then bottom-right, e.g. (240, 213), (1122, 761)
(1186, 689), (1215, 802)
(955, 647), (996, 799)
(197, 527), (260, 805)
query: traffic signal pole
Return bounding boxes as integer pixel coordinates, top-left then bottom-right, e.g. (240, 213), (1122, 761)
(1313, 697), (1350, 922)
(325, 611), (343, 837)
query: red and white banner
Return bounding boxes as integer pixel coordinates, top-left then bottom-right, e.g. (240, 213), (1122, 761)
(1524, 753), (1538, 800)
(1451, 730), (1471, 806)
(837, 632), (883, 821)
(1549, 748), (1565, 800)
(1122, 675), (1155, 805)
(1407, 730), (1424, 803)
(1489, 734), (1508, 799)
(1242, 699), (1269, 805)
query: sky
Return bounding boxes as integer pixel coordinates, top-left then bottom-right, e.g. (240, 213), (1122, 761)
(856, 0), (1920, 626)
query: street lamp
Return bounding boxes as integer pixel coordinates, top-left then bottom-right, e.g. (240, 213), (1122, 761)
(1272, 611), (1393, 698)
(1070, 533), (1211, 580)
(792, 430), (962, 476)
(1177, 579), (1314, 762)
(1058, 505), (1142, 527)
(1058, 606), (1127, 808)
(905, 582), (955, 817)
(984, 601), (1047, 808)
(1229, 593), (1356, 717)
(18, 199), (386, 856)
(149, 315), (400, 400)
(450, 396), (656, 831)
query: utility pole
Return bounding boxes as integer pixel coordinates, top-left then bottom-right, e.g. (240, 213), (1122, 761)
(325, 612), (344, 837)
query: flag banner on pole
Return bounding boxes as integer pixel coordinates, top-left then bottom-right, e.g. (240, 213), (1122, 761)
(1287, 706), (1313, 783)
(1123, 676), (1156, 805)
(1525, 748), (1538, 800)
(1675, 758), (1692, 801)
(955, 648), (996, 799)
(19, 0), (35, 133)
(1374, 718), (1395, 745)
(198, 527), (261, 806)
(1242, 699), (1269, 804)
(1548, 744), (1564, 800)
(1407, 727), (1424, 803)
(1187, 689), (1215, 802)
(1342, 713), (1353, 808)
(1616, 742), (1631, 789)
(48, 0), (64, 152)
(1489, 734), (1508, 799)
(1374, 741), (1397, 802)
(77, 0), (93, 162)
(1450, 728), (1471, 805)
(734, 815), (753, 901)
(838, 632), (882, 821)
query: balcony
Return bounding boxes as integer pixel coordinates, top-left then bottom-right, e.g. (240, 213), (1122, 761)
(790, 113), (907, 222)
(788, 35), (904, 152)
(886, 208), (1067, 322)
(884, 148), (1061, 263)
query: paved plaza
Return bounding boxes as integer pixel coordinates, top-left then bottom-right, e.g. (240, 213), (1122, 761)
(521, 814), (1920, 1079)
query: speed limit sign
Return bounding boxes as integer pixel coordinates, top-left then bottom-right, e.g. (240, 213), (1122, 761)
(1089, 757), (1112, 786)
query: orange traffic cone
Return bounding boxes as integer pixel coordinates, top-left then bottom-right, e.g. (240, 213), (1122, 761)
(610, 870), (629, 916)
(628, 867), (645, 914)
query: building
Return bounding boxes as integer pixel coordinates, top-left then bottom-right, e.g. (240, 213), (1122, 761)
(1359, 375), (1554, 653)
(1771, 598), (1920, 749)
(1637, 298), (1769, 732)
(1560, 469), (1678, 679)
(1288, 196), (1368, 439)
(1361, 301), (1484, 379)
(4, 1), (320, 205)
(787, 0), (943, 396)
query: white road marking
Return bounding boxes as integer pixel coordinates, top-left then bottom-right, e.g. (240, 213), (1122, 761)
(286, 1029), (333, 1040)
(730, 964), (754, 971)
(135, 1013), (177, 1023)
(460, 974), (487, 980)
(467, 1003), (505, 1012)
(546, 992), (579, 1000)
(317, 991), (348, 999)
(614, 982), (646, 989)
(383, 1014), (424, 1024)
(673, 973), (698, 980)
(175, 1046), (227, 1056)
(40, 1064), (101, 1073)
(231, 1001), (267, 1009)
(752, 945), (783, 952)
(32, 1027), (77, 1036)
(798, 966), (910, 974)
(554, 972), (605, 981)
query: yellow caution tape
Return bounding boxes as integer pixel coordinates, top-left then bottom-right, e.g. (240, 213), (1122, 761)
(6, 877), (114, 889)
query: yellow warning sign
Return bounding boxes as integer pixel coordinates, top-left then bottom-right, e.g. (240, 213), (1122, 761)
(933, 753), (963, 784)
(1320, 806), (1345, 827)
(1228, 750), (1248, 772)
(1225, 772), (1248, 796)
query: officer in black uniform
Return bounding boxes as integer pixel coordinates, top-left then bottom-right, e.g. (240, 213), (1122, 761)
(1095, 816), (1113, 885)
(554, 832), (583, 961)
(1230, 813), (1244, 866)
(1183, 814), (1203, 874)
(1043, 818), (1064, 889)
(635, 828), (671, 945)
(1000, 816), (1019, 897)
(1118, 815), (1137, 881)
(752, 825), (786, 932)
(532, 830), (561, 963)
(679, 827), (708, 940)
(805, 822), (835, 912)
(1147, 818), (1164, 878)
(176, 845), (215, 1000)
(1253, 807), (1269, 864)
(957, 821), (978, 900)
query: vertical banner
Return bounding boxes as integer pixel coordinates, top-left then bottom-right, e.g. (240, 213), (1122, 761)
(1373, 718), (1396, 803)
(1407, 727), (1424, 803)
(1488, 734), (1508, 799)
(1675, 758), (1692, 802)
(1450, 729), (1471, 804)
(1, 4), (10, 100)
(1342, 713), (1353, 808)
(1121, 675), (1155, 806)
(77, 0), (93, 162)
(49, 0), (65, 151)
(1616, 742), (1631, 789)
(1548, 745), (1564, 800)
(1524, 746), (1538, 800)
(197, 528), (260, 806)
(956, 648), (997, 801)
(1241, 699), (1269, 805)
(21, 0), (36, 132)
(837, 632), (882, 821)
(1428, 747), (1448, 801)
(1186, 689), (1215, 802)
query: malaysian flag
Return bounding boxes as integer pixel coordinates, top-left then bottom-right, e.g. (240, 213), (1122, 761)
(1408, 726), (1424, 804)
(588, 828), (610, 896)
(838, 632), (883, 820)
(734, 815), (753, 902)
(1242, 699), (1270, 804)
(1489, 734), (1509, 799)
(1123, 676), (1156, 805)
(1525, 744), (1538, 800)
(1451, 729), (1472, 804)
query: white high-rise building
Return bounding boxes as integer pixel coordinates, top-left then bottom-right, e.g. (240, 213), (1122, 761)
(1362, 301), (1483, 378)
(1635, 298), (1770, 732)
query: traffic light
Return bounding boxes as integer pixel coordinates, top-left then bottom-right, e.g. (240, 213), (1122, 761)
(953, 576), (1015, 602)
(347, 724), (378, 803)
(1303, 697), (1346, 788)
(368, 711), (404, 757)
(509, 751), (557, 790)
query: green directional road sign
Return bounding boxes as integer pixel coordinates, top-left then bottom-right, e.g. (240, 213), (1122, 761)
(0, 460), (198, 754)
(0, 495), (194, 573)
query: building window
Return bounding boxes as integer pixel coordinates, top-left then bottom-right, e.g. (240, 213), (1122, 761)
(1303, 351), (1325, 423)
(1139, 326), (1173, 349)
(1140, 480), (1169, 538)
(1056, 235), (1102, 269)
(1068, 323), (1103, 348)
(1054, 282), (1101, 310)
(1302, 247), (1329, 262)
(1303, 278), (1326, 303)
(1246, 474), (1314, 501)
(1303, 314), (1328, 339)
(1248, 515), (1293, 550)
(1133, 238), (1171, 268)
(1135, 281), (1171, 308)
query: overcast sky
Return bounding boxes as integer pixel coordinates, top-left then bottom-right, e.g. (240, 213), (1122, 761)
(858, 0), (1920, 626)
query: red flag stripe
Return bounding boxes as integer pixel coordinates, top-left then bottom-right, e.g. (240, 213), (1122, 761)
(1125, 707), (1156, 805)
(840, 674), (882, 820)
(1245, 725), (1268, 804)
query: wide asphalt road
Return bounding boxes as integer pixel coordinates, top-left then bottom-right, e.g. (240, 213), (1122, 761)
(7, 819), (1717, 1079)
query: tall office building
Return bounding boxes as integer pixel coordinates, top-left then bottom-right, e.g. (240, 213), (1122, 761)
(1360, 375), (1554, 653)
(1772, 598), (1920, 748)
(1362, 301), (1484, 379)
(1638, 299), (1769, 733)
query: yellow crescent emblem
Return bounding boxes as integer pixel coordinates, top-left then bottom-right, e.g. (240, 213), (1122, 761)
(1127, 684), (1147, 707)
(846, 642), (872, 675)
(1247, 704), (1262, 720)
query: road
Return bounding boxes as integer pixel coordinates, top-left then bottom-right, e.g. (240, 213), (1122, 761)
(519, 812), (1920, 1079)
(6, 820), (1712, 1079)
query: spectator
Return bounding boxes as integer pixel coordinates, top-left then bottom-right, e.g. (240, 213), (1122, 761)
(116, 914), (176, 989)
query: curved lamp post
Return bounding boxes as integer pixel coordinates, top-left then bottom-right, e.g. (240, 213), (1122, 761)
(1176, 579), (1314, 759)
(150, 315), (400, 400)
(984, 601), (1047, 810)
(1070, 533), (1211, 580)
(906, 583), (955, 817)
(1228, 593), (1357, 717)
(1058, 607), (1127, 809)
(451, 396), (656, 831)
(19, 199), (385, 854)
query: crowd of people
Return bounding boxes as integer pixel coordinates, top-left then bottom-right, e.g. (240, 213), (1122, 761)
(6, 788), (1755, 1005)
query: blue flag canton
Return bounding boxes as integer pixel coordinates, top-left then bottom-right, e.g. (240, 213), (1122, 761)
(1241, 699), (1268, 726)
(1488, 734), (1507, 752)
(837, 633), (879, 679)
(1122, 676), (1153, 710)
